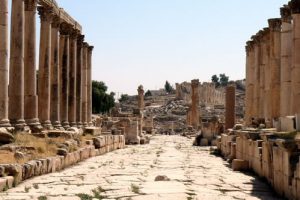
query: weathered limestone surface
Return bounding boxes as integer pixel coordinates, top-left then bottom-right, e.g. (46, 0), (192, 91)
(0, 136), (279, 200)
(137, 85), (145, 111)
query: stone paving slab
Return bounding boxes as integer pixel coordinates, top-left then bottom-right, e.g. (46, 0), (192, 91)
(0, 135), (280, 200)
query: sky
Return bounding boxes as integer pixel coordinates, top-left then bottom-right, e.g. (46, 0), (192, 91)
(55, 0), (287, 96)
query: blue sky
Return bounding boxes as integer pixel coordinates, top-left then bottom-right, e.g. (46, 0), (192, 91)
(57, 0), (287, 96)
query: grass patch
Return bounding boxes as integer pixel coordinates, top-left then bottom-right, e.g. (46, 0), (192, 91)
(131, 183), (140, 194)
(38, 196), (47, 200)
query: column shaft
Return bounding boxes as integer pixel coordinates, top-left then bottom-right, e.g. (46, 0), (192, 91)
(76, 35), (84, 127)
(191, 79), (200, 129)
(24, 0), (40, 130)
(81, 43), (88, 127)
(68, 31), (77, 127)
(9, 0), (26, 129)
(87, 46), (93, 126)
(0, 0), (10, 127)
(225, 85), (236, 129)
(50, 16), (61, 128)
(280, 6), (292, 117)
(59, 24), (70, 129)
(38, 7), (52, 129)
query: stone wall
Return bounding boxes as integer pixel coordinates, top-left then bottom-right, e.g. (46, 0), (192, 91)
(0, 134), (125, 191)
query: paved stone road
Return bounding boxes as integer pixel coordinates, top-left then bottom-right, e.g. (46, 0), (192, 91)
(0, 135), (280, 200)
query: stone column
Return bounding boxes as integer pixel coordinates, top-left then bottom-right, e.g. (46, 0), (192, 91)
(280, 6), (293, 117)
(245, 41), (254, 125)
(50, 16), (61, 129)
(252, 34), (261, 119)
(9, 0), (26, 129)
(38, 7), (53, 129)
(268, 18), (281, 122)
(59, 23), (70, 129)
(87, 45), (94, 126)
(24, 0), (41, 131)
(191, 79), (200, 129)
(0, 0), (10, 127)
(137, 85), (145, 111)
(76, 35), (84, 128)
(290, 0), (300, 114)
(81, 42), (88, 127)
(68, 30), (78, 127)
(225, 85), (236, 129)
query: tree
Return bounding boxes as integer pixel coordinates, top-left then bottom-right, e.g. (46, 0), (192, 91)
(145, 90), (152, 97)
(211, 75), (220, 87)
(219, 73), (229, 87)
(164, 81), (174, 93)
(92, 81), (115, 114)
(119, 94), (129, 103)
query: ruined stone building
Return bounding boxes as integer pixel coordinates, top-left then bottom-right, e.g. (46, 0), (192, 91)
(0, 0), (94, 132)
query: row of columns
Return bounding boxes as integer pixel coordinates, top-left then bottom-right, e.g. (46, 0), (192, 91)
(245, 1), (300, 126)
(0, 0), (94, 131)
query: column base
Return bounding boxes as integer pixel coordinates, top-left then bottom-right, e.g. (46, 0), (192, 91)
(69, 122), (77, 127)
(0, 119), (11, 128)
(88, 122), (93, 127)
(52, 121), (64, 130)
(77, 122), (83, 128)
(82, 122), (88, 127)
(62, 121), (70, 129)
(25, 118), (43, 133)
(41, 120), (53, 130)
(11, 119), (30, 132)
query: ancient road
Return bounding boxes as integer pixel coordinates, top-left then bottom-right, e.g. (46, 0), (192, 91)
(0, 136), (280, 200)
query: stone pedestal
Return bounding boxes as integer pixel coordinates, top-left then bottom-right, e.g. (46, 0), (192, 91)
(0, 0), (10, 127)
(191, 79), (200, 129)
(50, 16), (62, 129)
(59, 23), (70, 129)
(24, 0), (41, 131)
(281, 6), (292, 117)
(68, 31), (78, 127)
(9, 0), (26, 129)
(38, 7), (53, 129)
(225, 85), (236, 129)
(76, 35), (84, 128)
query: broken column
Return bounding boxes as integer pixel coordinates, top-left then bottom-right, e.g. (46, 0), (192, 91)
(268, 18), (281, 122)
(225, 85), (236, 129)
(50, 16), (61, 129)
(191, 79), (200, 129)
(38, 6), (53, 129)
(9, 0), (26, 129)
(137, 85), (145, 111)
(87, 45), (94, 126)
(59, 23), (70, 129)
(280, 5), (292, 117)
(0, 0), (10, 127)
(68, 30), (78, 127)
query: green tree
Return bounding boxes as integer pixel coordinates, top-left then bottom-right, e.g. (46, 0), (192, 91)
(219, 73), (229, 87)
(211, 74), (220, 87)
(92, 81), (115, 114)
(164, 81), (173, 93)
(119, 94), (129, 103)
(145, 90), (152, 97)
